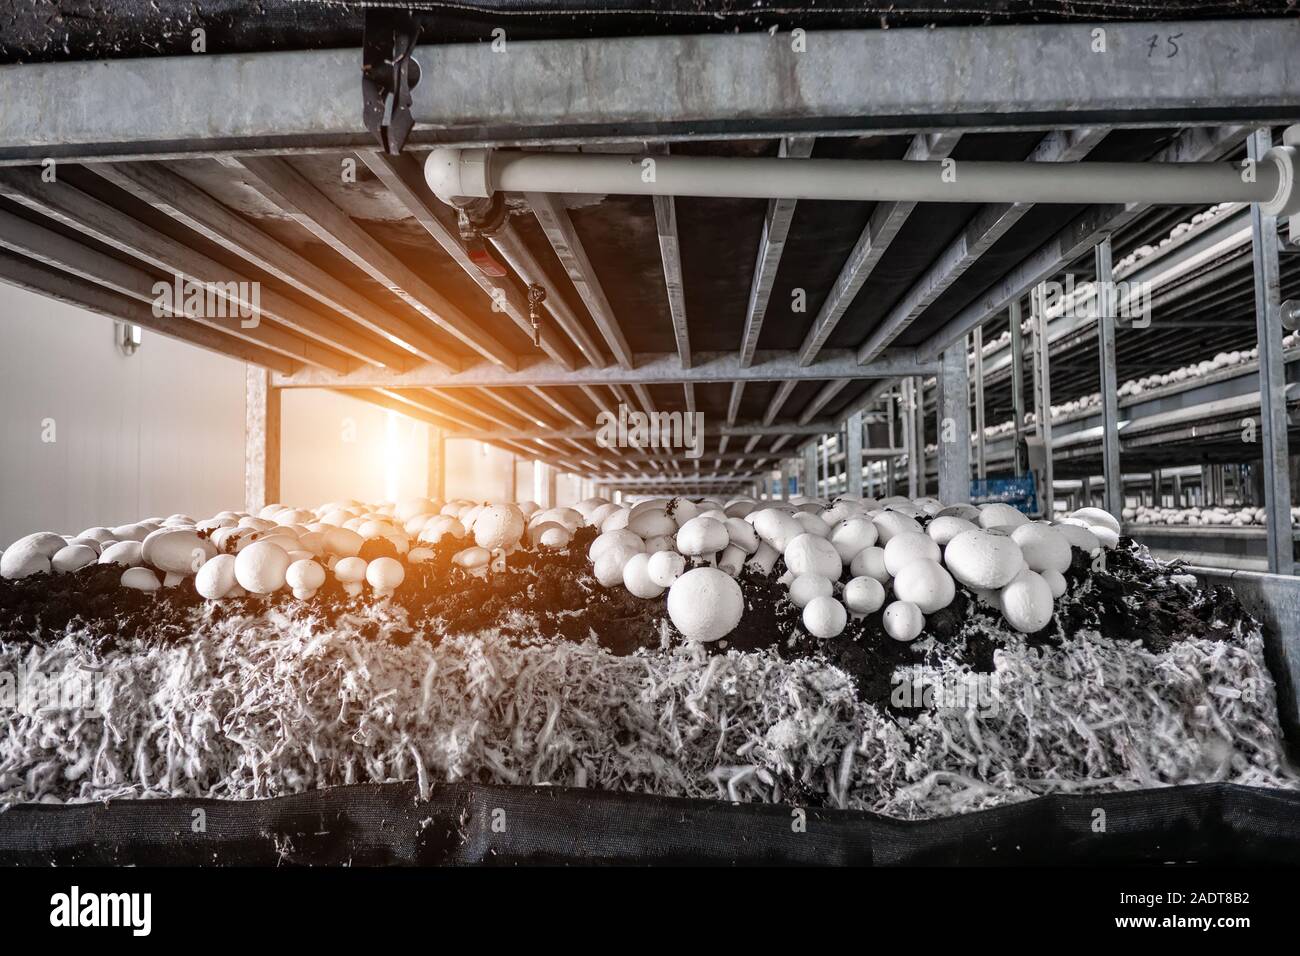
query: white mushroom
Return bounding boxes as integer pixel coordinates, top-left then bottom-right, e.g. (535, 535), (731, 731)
(718, 544), (748, 577)
(943, 529), (1024, 590)
(627, 508), (677, 538)
(1054, 522), (1101, 556)
(0, 532), (66, 579)
(803, 596), (848, 639)
(121, 567), (161, 591)
(666, 567), (743, 643)
(334, 556), (369, 594)
(286, 559), (327, 599)
(234, 540), (291, 595)
(891, 559), (956, 614)
(783, 533), (842, 580)
(98, 540), (144, 567)
(1041, 568), (1068, 599)
(882, 531), (941, 577)
(51, 545), (98, 573)
(452, 547), (492, 578)
(872, 511), (924, 544)
(1068, 507), (1122, 536)
(142, 528), (217, 586)
(788, 572), (833, 608)
(675, 516), (729, 566)
(366, 556), (405, 597)
(473, 505), (525, 551)
(647, 550), (687, 588)
(978, 503), (1030, 529)
(594, 543), (643, 588)
(793, 512), (832, 538)
(589, 529), (644, 563)
(926, 515), (977, 547)
(195, 554), (239, 600)
(1010, 523), (1072, 574)
(849, 546), (890, 583)
(882, 601), (924, 642)
(746, 541), (780, 577)
(843, 576), (886, 617)
(622, 552), (665, 598)
(723, 517), (759, 556)
(999, 568), (1055, 633)
(829, 517), (878, 563)
(751, 508), (804, 552)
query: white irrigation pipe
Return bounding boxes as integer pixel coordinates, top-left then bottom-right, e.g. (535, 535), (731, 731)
(426, 145), (1299, 216)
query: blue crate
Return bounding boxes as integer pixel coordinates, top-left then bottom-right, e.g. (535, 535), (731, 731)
(969, 474), (1038, 514)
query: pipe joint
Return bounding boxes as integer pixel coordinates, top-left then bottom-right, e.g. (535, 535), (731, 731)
(1262, 146), (1299, 219)
(425, 147), (492, 205)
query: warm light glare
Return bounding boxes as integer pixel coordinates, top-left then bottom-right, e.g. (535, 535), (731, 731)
(384, 410), (402, 503)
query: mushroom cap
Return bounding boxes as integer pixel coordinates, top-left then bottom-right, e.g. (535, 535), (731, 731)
(538, 525), (574, 549)
(788, 572), (834, 608)
(926, 515), (978, 547)
(891, 559), (956, 614)
(882, 601), (925, 642)
(589, 529), (644, 563)
(751, 508), (805, 552)
(792, 512), (832, 538)
(627, 508), (677, 538)
(934, 504), (981, 523)
(142, 528), (216, 575)
(843, 576), (886, 616)
(1090, 525), (1120, 549)
(418, 516), (465, 545)
(286, 559), (326, 591)
(235, 540), (291, 594)
(872, 511), (924, 544)
(98, 540), (144, 567)
(723, 517), (759, 555)
(0, 533), (62, 579)
(828, 517), (878, 562)
(334, 555), (369, 582)
(573, 496), (612, 520)
(723, 499), (756, 519)
(473, 505), (526, 551)
(999, 568), (1055, 633)
(1041, 568), (1068, 599)
(51, 544), (98, 573)
(1068, 506), (1122, 536)
(599, 508), (632, 533)
(121, 567), (161, 591)
(1053, 522), (1101, 555)
(943, 529), (1025, 590)
(366, 556), (406, 591)
(594, 543), (642, 587)
(802, 596), (848, 639)
(622, 552), (665, 599)
(451, 547), (491, 570)
(195, 553), (238, 599)
(324, 526), (365, 557)
(675, 516), (729, 557)
(848, 546), (890, 583)
(882, 531), (941, 577)
(646, 550), (686, 588)
(1010, 523), (1073, 574)
(978, 503), (1030, 529)
(666, 567), (743, 643)
(396, 497), (436, 523)
(587, 502), (621, 529)
(784, 533), (842, 580)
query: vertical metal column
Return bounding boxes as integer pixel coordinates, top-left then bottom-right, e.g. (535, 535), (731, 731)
(846, 410), (864, 497)
(903, 379), (919, 498)
(886, 392), (898, 497)
(820, 435), (830, 497)
(427, 425), (445, 502)
(1149, 469), (1162, 507)
(504, 452), (517, 502)
(1009, 300), (1026, 475)
(244, 366), (281, 513)
(972, 327), (987, 481)
(1030, 285), (1054, 516)
(1094, 237), (1124, 520)
(1249, 128), (1296, 574)
(802, 442), (818, 497)
(937, 342), (972, 504)
(780, 459), (793, 500)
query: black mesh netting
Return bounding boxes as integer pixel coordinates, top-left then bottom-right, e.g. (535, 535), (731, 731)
(2, 781), (1297, 865)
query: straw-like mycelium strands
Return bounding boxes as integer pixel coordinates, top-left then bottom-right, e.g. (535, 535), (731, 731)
(0, 601), (1293, 817)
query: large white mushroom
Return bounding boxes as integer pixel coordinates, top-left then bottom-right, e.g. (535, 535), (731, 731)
(892, 559), (956, 614)
(473, 505), (525, 552)
(666, 567), (743, 643)
(872, 511), (923, 544)
(235, 540), (291, 595)
(51, 545), (98, 573)
(882, 532), (941, 577)
(978, 503), (1030, 530)
(286, 559), (326, 599)
(829, 517), (878, 563)
(195, 553), (239, 600)
(882, 601), (924, 642)
(788, 572), (833, 608)
(676, 516), (729, 566)
(594, 543), (643, 587)
(943, 529), (1024, 590)
(143, 528), (217, 586)
(1011, 523), (1072, 575)
(1000, 568), (1055, 633)
(803, 596), (848, 639)
(849, 546), (890, 583)
(589, 529), (644, 563)
(751, 508), (804, 553)
(926, 515), (977, 547)
(98, 540), (144, 568)
(0, 531), (66, 579)
(784, 533), (842, 580)
(843, 576), (885, 617)
(366, 557), (405, 597)
(621, 552), (664, 599)
(647, 550), (686, 588)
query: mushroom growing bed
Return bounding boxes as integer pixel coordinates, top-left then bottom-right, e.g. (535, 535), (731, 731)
(0, 494), (1295, 818)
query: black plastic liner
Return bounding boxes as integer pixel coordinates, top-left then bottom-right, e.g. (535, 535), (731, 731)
(1, 781), (1297, 865)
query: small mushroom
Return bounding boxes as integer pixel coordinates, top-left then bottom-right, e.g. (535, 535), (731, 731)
(675, 517), (729, 567)
(195, 553), (239, 600)
(882, 532), (941, 577)
(829, 517), (878, 563)
(1041, 568), (1068, 599)
(783, 533), (842, 580)
(473, 505), (525, 551)
(843, 576), (886, 617)
(594, 543), (642, 587)
(143, 528), (217, 586)
(788, 572), (833, 609)
(589, 529), (644, 563)
(1010, 523), (1072, 575)
(98, 540), (144, 567)
(666, 567), (743, 643)
(621, 552), (664, 599)
(978, 503), (1030, 529)
(1000, 569), (1055, 633)
(235, 540), (291, 596)
(891, 559), (955, 614)
(751, 508), (804, 552)
(121, 567), (161, 591)
(848, 546), (890, 583)
(926, 515), (977, 547)
(646, 550), (686, 588)
(286, 559), (327, 599)
(872, 511), (924, 544)
(882, 601), (925, 642)
(803, 596), (848, 639)
(334, 556), (369, 594)
(51, 544), (98, 573)
(366, 556), (405, 598)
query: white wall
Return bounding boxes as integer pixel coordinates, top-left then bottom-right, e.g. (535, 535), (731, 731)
(0, 282), (246, 542)
(0, 282), (584, 543)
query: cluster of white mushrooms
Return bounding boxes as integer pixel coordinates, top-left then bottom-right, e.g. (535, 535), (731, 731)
(581, 494), (1122, 645)
(0, 497), (570, 600)
(1123, 504), (1300, 528)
